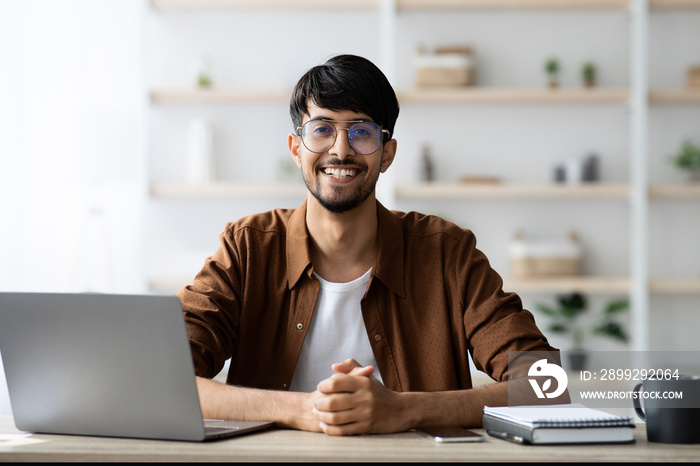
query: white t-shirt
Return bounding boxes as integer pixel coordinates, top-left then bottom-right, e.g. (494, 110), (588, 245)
(289, 268), (382, 393)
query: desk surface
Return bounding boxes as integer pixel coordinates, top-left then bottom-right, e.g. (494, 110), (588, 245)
(0, 416), (698, 462)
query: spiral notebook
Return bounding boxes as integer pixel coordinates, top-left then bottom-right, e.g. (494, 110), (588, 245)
(482, 404), (635, 444)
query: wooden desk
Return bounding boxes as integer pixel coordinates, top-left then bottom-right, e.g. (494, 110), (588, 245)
(0, 416), (698, 462)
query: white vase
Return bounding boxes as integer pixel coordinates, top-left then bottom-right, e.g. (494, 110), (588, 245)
(186, 118), (214, 184)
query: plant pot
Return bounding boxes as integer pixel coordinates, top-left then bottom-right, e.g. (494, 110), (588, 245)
(568, 350), (588, 371)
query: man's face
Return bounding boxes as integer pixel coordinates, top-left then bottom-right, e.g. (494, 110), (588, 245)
(289, 102), (396, 214)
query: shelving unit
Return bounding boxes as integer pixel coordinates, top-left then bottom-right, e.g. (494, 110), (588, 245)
(649, 0), (700, 9)
(649, 89), (700, 103)
(396, 182), (700, 200)
(395, 0), (632, 10)
(649, 184), (700, 198)
(650, 278), (700, 294)
(145, 0), (700, 353)
(504, 276), (631, 294)
(149, 88), (632, 105)
(397, 88), (630, 104)
(395, 182), (630, 200)
(149, 88), (700, 105)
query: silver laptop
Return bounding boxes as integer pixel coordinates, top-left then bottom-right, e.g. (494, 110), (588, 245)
(0, 292), (273, 441)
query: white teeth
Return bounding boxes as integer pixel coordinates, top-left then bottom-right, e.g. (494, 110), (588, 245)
(324, 168), (357, 179)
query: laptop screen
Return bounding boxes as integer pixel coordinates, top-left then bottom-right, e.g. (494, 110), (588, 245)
(0, 293), (208, 440)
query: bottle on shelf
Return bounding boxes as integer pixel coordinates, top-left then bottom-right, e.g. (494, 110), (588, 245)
(420, 143), (435, 182)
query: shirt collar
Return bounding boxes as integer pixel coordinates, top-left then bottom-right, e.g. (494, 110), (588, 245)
(286, 198), (406, 299)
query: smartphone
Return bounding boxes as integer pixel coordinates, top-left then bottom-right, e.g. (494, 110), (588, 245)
(415, 427), (485, 443)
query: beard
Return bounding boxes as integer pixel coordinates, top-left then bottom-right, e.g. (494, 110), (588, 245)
(302, 158), (380, 214)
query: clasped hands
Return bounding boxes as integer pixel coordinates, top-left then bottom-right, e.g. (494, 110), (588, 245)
(302, 358), (410, 436)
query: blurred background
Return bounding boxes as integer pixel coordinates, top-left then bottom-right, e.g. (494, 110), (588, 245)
(1, 1), (699, 397)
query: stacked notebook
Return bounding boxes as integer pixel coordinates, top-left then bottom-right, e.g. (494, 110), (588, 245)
(483, 404), (635, 445)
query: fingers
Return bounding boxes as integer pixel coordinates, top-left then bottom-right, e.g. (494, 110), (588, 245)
(315, 374), (367, 410)
(318, 418), (367, 436)
(346, 365), (374, 377)
(311, 360), (382, 435)
(313, 392), (372, 436)
(317, 371), (373, 395)
(331, 358), (363, 373)
(313, 392), (360, 417)
(331, 358), (375, 377)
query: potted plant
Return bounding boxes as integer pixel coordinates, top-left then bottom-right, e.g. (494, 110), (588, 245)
(544, 57), (560, 89)
(197, 73), (212, 89)
(582, 61), (596, 88)
(535, 293), (629, 370)
(668, 139), (700, 182)
(194, 57), (214, 89)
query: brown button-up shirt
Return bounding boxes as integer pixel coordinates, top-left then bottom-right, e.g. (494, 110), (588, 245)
(177, 200), (557, 393)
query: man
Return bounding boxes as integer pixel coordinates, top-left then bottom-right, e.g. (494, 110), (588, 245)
(177, 54), (561, 436)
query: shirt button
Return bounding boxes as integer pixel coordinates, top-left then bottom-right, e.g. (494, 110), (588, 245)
(374, 333), (382, 342)
(296, 323), (303, 330)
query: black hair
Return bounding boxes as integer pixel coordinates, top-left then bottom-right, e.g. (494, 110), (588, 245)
(290, 54), (400, 139)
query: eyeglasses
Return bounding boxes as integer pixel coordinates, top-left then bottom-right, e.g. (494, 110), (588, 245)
(296, 119), (390, 155)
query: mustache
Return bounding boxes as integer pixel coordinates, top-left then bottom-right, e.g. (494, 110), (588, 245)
(318, 158), (368, 169)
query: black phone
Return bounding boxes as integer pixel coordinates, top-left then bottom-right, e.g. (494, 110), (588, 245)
(414, 427), (485, 443)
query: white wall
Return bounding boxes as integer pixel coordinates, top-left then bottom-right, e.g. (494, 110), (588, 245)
(0, 0), (144, 294)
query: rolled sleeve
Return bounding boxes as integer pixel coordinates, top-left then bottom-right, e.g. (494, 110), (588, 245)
(177, 227), (242, 379)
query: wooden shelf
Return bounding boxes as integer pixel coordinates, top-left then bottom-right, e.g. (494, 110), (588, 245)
(649, 88), (700, 104)
(650, 0), (700, 9)
(397, 0), (631, 10)
(650, 183), (700, 199)
(150, 87), (630, 105)
(504, 276), (631, 294)
(397, 87), (629, 104)
(397, 182), (700, 200)
(150, 89), (290, 104)
(150, 0), (379, 11)
(153, 275), (631, 295)
(151, 275), (700, 295)
(509, 277), (700, 295)
(650, 278), (700, 294)
(147, 87), (700, 106)
(150, 182), (307, 198)
(395, 182), (630, 200)
(151, 181), (700, 201)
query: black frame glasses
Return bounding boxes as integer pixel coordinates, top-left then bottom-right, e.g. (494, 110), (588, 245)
(296, 119), (390, 155)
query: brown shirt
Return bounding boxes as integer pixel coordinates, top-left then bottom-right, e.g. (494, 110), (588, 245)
(176, 199), (557, 393)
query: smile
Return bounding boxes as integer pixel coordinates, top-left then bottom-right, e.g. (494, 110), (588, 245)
(322, 168), (359, 180)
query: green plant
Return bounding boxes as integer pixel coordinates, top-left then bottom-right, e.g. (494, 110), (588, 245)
(668, 139), (700, 172)
(582, 61), (596, 86)
(535, 293), (629, 350)
(544, 58), (560, 88)
(197, 73), (212, 88)
(545, 57), (560, 76)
